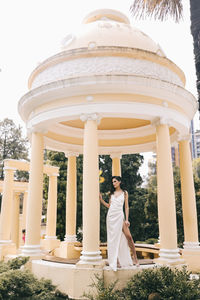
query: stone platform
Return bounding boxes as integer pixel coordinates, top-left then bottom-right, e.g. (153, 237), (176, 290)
(32, 257), (155, 299)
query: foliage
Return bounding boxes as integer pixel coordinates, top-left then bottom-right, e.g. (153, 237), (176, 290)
(6, 256), (29, 270)
(122, 266), (200, 300)
(0, 257), (68, 300)
(130, 0), (183, 22)
(85, 266), (200, 300)
(0, 118), (29, 180)
(85, 267), (200, 300)
(83, 273), (121, 300)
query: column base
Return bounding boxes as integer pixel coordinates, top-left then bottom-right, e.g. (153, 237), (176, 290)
(182, 242), (200, 272)
(54, 241), (80, 259)
(77, 250), (103, 268)
(41, 237), (60, 253)
(0, 242), (16, 260)
(154, 248), (185, 266)
(21, 244), (43, 257)
(64, 234), (77, 242)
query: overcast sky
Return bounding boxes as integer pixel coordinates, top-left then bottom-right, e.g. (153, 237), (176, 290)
(0, 0), (198, 175)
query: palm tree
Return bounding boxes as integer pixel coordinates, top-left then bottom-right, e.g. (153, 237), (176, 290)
(130, 0), (200, 110)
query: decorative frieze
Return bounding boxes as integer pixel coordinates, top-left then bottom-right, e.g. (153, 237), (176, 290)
(31, 56), (183, 89)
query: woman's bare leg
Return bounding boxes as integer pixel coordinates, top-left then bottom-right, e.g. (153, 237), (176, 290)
(122, 222), (139, 266)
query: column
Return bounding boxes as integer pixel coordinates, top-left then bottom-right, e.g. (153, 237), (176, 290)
(55, 153), (79, 258)
(19, 190), (28, 247)
(42, 172), (60, 251)
(11, 192), (20, 248)
(65, 153), (78, 242)
(110, 153), (122, 176)
(22, 131), (44, 256)
(179, 135), (200, 270)
(46, 173), (59, 239)
(78, 113), (102, 264)
(21, 190), (28, 231)
(155, 119), (180, 263)
(0, 165), (15, 242)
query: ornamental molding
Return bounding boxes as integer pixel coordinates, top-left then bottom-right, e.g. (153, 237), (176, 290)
(80, 113), (101, 123)
(44, 135), (157, 155)
(183, 241), (200, 249)
(50, 123), (155, 140)
(27, 126), (48, 135)
(151, 117), (172, 127)
(64, 151), (79, 158)
(31, 56), (183, 89)
(64, 234), (77, 243)
(159, 248), (180, 260)
(178, 133), (191, 142)
(28, 47), (185, 88)
(44, 136), (82, 154)
(47, 173), (59, 177)
(18, 75), (197, 123)
(3, 166), (16, 171)
(26, 102), (190, 136)
(110, 153), (122, 159)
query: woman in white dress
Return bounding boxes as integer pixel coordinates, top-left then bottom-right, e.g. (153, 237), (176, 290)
(99, 176), (139, 271)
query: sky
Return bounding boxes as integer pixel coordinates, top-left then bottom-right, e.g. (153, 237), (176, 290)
(0, 0), (198, 175)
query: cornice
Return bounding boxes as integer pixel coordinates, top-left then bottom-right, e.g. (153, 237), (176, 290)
(18, 75), (197, 123)
(25, 101), (190, 138)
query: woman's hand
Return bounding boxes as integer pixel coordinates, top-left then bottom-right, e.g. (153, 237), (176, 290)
(125, 220), (130, 227)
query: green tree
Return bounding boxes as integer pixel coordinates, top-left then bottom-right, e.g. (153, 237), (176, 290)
(0, 118), (29, 180)
(130, 0), (200, 108)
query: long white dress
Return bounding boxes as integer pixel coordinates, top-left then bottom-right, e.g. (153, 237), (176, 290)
(107, 192), (133, 271)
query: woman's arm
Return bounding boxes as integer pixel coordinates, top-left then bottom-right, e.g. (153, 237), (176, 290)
(99, 193), (110, 208)
(124, 191), (130, 227)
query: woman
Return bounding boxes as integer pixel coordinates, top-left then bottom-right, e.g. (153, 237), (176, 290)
(99, 176), (139, 271)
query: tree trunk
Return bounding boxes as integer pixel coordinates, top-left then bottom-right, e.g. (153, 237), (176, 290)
(190, 0), (200, 109)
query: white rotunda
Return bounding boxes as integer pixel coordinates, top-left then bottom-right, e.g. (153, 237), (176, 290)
(15, 8), (200, 298)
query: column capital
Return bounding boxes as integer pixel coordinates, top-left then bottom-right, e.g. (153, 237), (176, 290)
(3, 166), (16, 172)
(64, 151), (79, 158)
(151, 117), (172, 127)
(171, 141), (179, 148)
(14, 192), (21, 197)
(80, 113), (101, 124)
(27, 126), (48, 135)
(110, 153), (122, 159)
(178, 133), (191, 142)
(47, 172), (59, 177)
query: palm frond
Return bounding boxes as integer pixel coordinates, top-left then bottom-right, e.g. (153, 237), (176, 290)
(130, 0), (183, 23)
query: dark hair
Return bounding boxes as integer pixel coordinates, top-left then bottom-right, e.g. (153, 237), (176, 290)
(110, 176), (126, 195)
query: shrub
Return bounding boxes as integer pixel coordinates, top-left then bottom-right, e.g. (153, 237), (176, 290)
(123, 266), (200, 300)
(83, 273), (122, 300)
(85, 266), (200, 300)
(0, 257), (68, 300)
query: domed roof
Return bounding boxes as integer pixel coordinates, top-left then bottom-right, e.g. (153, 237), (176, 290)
(61, 9), (166, 57)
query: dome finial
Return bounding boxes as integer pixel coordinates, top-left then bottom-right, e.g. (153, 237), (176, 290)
(82, 9), (130, 25)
